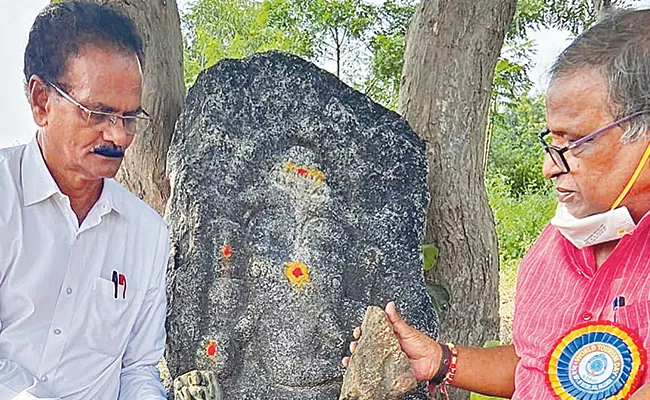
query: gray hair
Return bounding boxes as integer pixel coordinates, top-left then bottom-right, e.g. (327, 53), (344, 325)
(550, 9), (650, 143)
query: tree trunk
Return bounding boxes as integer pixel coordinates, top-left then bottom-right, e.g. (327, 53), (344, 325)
(62, 0), (185, 215)
(399, 0), (516, 397)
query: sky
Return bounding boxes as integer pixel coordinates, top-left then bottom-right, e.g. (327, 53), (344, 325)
(0, 1), (639, 149)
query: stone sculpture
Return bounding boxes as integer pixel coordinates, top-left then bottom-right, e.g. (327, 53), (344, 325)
(165, 51), (437, 399)
(174, 370), (223, 400)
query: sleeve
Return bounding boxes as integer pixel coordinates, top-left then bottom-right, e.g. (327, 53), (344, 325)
(118, 225), (169, 400)
(0, 233), (58, 400)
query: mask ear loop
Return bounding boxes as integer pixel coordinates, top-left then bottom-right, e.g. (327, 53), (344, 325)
(611, 137), (650, 210)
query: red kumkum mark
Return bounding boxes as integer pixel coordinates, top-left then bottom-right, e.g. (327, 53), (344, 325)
(206, 341), (218, 357)
(297, 168), (308, 176)
(284, 261), (310, 290)
(221, 244), (233, 259)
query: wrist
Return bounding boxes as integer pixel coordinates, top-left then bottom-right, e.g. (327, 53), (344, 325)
(426, 341), (444, 381)
(428, 342), (450, 385)
(428, 342), (458, 388)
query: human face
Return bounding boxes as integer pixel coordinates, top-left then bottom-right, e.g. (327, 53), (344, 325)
(543, 68), (650, 219)
(36, 45), (143, 183)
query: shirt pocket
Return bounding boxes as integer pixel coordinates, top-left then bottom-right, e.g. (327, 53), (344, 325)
(83, 277), (142, 357)
(616, 299), (650, 383)
(617, 300), (650, 342)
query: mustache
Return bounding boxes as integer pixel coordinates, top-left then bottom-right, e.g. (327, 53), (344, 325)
(92, 145), (125, 158)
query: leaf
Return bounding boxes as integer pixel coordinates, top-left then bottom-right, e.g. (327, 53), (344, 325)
(483, 339), (501, 348)
(422, 244), (439, 271)
(425, 283), (449, 321)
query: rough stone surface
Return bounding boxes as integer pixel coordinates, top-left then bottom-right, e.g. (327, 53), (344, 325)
(340, 306), (417, 400)
(165, 51), (437, 400)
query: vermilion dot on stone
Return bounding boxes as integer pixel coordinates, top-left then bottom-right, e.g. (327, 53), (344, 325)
(297, 168), (308, 176)
(207, 341), (217, 357)
(292, 267), (304, 278)
(221, 244), (232, 258)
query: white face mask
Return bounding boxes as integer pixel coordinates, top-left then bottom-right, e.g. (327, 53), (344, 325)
(550, 203), (636, 249)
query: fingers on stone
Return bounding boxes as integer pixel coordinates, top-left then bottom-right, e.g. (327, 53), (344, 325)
(353, 326), (361, 339)
(342, 356), (350, 367)
(385, 301), (401, 323)
(350, 341), (358, 354)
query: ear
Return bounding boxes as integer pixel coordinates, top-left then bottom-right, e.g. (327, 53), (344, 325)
(28, 75), (52, 127)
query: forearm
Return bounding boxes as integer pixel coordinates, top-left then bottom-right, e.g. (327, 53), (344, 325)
(449, 345), (519, 398)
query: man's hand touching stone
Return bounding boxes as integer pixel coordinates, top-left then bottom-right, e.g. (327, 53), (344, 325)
(343, 301), (441, 382)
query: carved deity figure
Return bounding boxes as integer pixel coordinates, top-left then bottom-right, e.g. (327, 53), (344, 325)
(165, 52), (437, 400)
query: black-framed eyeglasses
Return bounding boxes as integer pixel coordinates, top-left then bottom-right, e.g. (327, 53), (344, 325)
(538, 110), (649, 174)
(46, 80), (151, 136)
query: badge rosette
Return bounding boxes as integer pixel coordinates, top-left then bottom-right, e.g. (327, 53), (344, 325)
(546, 322), (646, 399)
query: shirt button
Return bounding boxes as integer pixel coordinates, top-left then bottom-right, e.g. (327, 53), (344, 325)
(54, 329), (62, 335)
(41, 374), (48, 382)
(582, 312), (593, 321)
(66, 287), (73, 295)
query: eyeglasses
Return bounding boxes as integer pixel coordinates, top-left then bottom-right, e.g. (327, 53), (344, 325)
(538, 110), (649, 174)
(46, 80), (151, 135)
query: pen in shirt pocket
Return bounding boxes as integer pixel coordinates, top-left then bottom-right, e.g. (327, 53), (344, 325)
(112, 270), (119, 299)
(613, 296), (625, 323)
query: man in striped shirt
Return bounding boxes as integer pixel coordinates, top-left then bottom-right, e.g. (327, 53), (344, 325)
(345, 9), (650, 399)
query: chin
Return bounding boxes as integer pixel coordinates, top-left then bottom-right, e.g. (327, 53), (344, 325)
(561, 202), (582, 217)
(566, 204), (603, 220)
(94, 165), (122, 180)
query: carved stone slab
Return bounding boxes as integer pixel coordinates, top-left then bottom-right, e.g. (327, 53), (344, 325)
(165, 51), (437, 400)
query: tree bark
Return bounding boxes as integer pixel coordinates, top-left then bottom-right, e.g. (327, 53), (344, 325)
(399, 1), (516, 397)
(62, 0), (185, 215)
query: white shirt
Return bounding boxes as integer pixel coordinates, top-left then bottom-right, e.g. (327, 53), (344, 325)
(0, 138), (169, 399)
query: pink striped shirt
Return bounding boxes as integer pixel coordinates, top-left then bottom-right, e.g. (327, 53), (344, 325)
(512, 213), (650, 398)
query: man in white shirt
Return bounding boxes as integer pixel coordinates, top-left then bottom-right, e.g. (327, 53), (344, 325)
(0, 3), (169, 399)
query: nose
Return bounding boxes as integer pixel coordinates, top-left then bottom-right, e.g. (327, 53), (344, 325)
(101, 120), (133, 148)
(542, 152), (563, 179)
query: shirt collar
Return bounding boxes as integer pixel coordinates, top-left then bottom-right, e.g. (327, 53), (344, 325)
(21, 135), (125, 215)
(100, 178), (126, 215)
(21, 135), (60, 207)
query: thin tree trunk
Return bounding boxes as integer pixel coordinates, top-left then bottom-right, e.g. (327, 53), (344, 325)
(399, 0), (516, 397)
(62, 0), (185, 215)
(334, 29), (342, 78)
(592, 0), (613, 17)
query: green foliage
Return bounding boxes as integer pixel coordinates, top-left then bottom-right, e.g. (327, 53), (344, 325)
(508, 0), (596, 39)
(426, 283), (450, 321)
(290, 0), (377, 80)
(421, 244), (449, 321)
(470, 391), (507, 400)
(422, 244), (439, 272)
(298, 0), (377, 42)
(182, 0), (315, 87)
(491, 40), (534, 109)
(182, 0), (414, 107)
(487, 93), (556, 263)
(488, 94), (550, 197)
(362, 0), (416, 109)
(487, 174), (556, 262)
